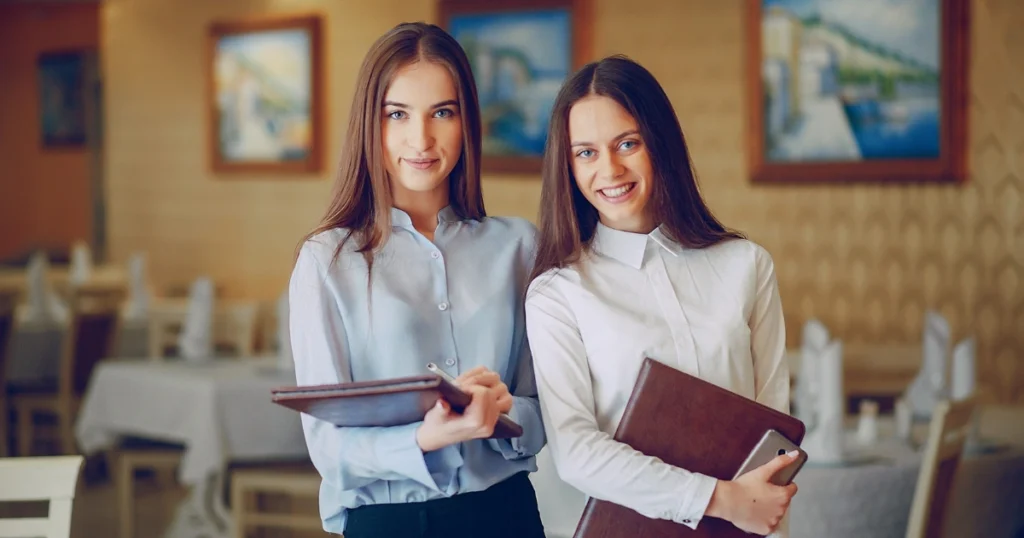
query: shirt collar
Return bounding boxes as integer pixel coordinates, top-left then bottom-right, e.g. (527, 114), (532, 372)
(390, 205), (459, 231)
(592, 222), (680, 269)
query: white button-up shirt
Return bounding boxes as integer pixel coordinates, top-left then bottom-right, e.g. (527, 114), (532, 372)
(525, 222), (789, 532)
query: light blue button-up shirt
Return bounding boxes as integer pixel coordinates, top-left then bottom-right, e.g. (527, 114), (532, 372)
(288, 207), (545, 534)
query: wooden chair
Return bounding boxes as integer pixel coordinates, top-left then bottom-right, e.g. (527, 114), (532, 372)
(0, 455), (84, 538)
(230, 463), (322, 538)
(905, 397), (976, 538)
(11, 288), (124, 456)
(118, 298), (259, 538)
(147, 299), (260, 359)
(0, 290), (18, 457)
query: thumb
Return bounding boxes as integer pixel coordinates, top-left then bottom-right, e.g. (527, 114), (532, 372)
(757, 450), (800, 479)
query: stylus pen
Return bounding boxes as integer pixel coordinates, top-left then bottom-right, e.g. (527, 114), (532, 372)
(426, 362), (510, 416)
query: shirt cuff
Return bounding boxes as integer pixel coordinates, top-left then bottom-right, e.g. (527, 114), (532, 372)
(486, 405), (525, 459)
(674, 474), (718, 530)
(376, 422), (463, 494)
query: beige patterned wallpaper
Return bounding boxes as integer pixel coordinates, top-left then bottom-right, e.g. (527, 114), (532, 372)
(104, 0), (1023, 402)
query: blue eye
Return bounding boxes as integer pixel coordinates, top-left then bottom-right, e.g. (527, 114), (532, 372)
(387, 110), (406, 120)
(576, 149), (595, 158)
(619, 140), (637, 151)
(434, 108), (454, 119)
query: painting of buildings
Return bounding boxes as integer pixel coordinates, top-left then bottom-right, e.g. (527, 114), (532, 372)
(760, 0), (942, 163)
(209, 15), (322, 172)
(447, 9), (572, 163)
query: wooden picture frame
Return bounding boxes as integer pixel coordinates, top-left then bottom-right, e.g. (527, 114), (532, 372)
(746, 0), (968, 184)
(207, 14), (323, 174)
(439, 0), (593, 174)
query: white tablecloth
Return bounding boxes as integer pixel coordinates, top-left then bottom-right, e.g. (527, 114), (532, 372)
(75, 357), (307, 484)
(528, 406), (1024, 538)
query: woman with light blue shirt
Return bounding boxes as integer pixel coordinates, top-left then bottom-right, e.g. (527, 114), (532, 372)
(287, 23), (546, 538)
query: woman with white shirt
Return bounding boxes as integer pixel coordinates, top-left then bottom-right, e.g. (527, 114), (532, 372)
(288, 23), (545, 538)
(525, 55), (799, 536)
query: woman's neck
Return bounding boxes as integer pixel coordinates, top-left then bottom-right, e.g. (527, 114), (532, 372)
(393, 186), (449, 241)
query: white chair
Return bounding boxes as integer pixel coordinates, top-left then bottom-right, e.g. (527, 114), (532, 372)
(0, 455), (84, 538)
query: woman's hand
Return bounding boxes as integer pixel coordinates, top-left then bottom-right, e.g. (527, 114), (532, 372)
(415, 384), (504, 452)
(456, 366), (513, 413)
(705, 451), (800, 535)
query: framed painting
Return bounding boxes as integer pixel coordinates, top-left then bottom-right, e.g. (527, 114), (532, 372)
(440, 0), (592, 174)
(207, 14), (323, 174)
(747, 0), (968, 183)
(38, 50), (90, 148)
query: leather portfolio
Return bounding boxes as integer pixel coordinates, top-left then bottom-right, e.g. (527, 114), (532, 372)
(573, 358), (806, 538)
(271, 374), (523, 439)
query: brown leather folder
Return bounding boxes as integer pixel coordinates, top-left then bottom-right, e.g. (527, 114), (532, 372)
(573, 358), (806, 538)
(271, 374), (524, 439)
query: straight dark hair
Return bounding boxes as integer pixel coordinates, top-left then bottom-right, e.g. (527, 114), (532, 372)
(530, 55), (743, 284)
(298, 22), (485, 270)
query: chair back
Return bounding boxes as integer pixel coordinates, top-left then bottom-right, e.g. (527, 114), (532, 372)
(0, 455), (84, 538)
(905, 397), (976, 538)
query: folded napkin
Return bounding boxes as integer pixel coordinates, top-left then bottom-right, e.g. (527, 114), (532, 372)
(795, 318), (830, 426)
(904, 310), (950, 418)
(19, 251), (69, 325)
(122, 252), (151, 322)
(802, 339), (846, 464)
(950, 337), (976, 401)
(276, 289), (292, 370)
(177, 277), (215, 362)
(68, 240), (93, 287)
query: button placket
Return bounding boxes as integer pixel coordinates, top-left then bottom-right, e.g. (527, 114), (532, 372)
(647, 250), (701, 376)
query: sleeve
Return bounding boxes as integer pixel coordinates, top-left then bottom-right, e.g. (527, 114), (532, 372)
(748, 247), (791, 538)
(486, 318), (546, 459)
(525, 280), (718, 530)
(488, 222), (546, 459)
(290, 244), (463, 495)
(748, 246), (789, 414)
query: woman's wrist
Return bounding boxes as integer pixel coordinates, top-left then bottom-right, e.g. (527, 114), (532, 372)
(704, 479), (736, 521)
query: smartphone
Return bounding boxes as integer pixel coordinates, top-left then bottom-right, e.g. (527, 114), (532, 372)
(732, 429), (808, 486)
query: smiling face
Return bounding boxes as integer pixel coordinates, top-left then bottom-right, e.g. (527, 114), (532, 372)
(568, 94), (656, 234)
(381, 60), (464, 206)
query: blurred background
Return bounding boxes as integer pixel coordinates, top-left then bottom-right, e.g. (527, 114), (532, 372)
(0, 0), (1021, 537)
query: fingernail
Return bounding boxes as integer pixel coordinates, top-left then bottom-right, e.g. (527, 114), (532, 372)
(787, 450), (799, 458)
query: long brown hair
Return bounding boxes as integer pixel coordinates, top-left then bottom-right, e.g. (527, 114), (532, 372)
(299, 22), (485, 268)
(529, 55), (743, 284)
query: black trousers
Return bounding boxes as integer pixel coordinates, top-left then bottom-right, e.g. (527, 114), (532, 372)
(344, 471), (546, 538)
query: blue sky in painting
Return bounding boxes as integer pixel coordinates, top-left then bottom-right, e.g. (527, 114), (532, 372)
(763, 0), (939, 69)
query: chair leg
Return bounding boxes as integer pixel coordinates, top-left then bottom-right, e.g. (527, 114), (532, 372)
(231, 477), (245, 538)
(16, 404), (33, 456)
(0, 398), (9, 457)
(118, 453), (135, 538)
(60, 403), (77, 455)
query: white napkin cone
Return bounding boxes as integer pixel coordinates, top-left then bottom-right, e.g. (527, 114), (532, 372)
(802, 339), (846, 464)
(904, 310), (950, 419)
(276, 289), (292, 370)
(123, 252), (151, 322)
(68, 241), (93, 287)
(795, 318), (830, 427)
(950, 337), (976, 401)
(177, 277), (215, 362)
(19, 251), (69, 325)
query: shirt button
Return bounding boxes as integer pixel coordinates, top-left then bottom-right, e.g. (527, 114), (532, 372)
(431, 251), (441, 259)
(438, 302), (449, 311)
(683, 519), (691, 524)
(444, 358), (456, 367)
